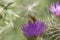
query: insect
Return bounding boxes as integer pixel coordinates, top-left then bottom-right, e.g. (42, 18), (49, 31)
(28, 15), (36, 23)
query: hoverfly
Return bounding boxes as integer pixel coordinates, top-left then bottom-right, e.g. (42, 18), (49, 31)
(28, 15), (36, 23)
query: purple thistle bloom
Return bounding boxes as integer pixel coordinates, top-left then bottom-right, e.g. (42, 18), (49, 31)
(49, 2), (60, 16)
(22, 20), (45, 38)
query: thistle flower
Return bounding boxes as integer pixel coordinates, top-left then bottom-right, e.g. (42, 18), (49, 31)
(22, 15), (45, 40)
(49, 2), (60, 16)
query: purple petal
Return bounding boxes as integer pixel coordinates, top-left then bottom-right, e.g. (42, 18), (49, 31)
(49, 2), (60, 16)
(22, 20), (45, 37)
(22, 24), (28, 31)
(56, 5), (60, 15)
(35, 21), (45, 36)
(49, 3), (56, 14)
(56, 2), (60, 7)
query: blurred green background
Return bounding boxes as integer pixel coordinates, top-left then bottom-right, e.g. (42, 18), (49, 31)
(0, 0), (60, 40)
